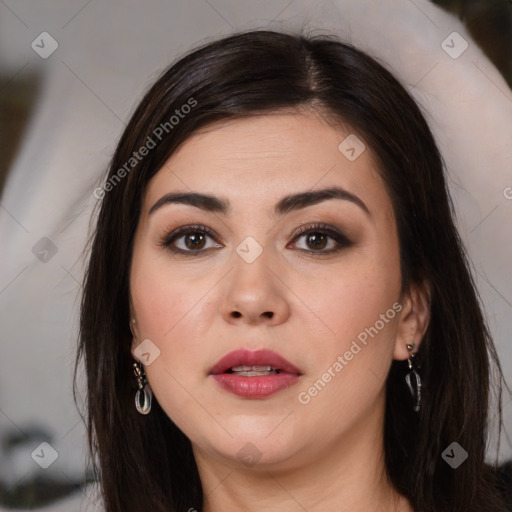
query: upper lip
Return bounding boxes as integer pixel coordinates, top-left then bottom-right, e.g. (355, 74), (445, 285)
(209, 349), (302, 375)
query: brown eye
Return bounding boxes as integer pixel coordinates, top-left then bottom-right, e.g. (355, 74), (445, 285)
(159, 225), (222, 255)
(303, 233), (328, 250)
(183, 233), (207, 250)
(290, 223), (352, 255)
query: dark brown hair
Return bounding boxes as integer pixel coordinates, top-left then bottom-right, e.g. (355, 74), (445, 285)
(75, 29), (509, 512)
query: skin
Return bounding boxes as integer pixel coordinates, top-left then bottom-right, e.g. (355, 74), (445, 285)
(129, 110), (430, 512)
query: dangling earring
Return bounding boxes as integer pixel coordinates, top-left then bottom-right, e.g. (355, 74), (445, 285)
(133, 361), (153, 415)
(405, 343), (421, 412)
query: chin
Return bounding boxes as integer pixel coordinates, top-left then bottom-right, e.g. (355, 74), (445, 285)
(198, 429), (303, 470)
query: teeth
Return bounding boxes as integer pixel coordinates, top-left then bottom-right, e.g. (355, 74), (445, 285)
(231, 365), (274, 372)
(233, 370), (278, 376)
(229, 365), (278, 376)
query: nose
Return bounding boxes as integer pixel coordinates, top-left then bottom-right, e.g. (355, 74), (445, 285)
(220, 249), (290, 326)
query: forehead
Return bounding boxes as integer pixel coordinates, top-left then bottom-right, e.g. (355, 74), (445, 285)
(144, 111), (387, 214)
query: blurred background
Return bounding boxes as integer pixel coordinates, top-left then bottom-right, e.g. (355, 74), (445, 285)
(1, 0), (511, 510)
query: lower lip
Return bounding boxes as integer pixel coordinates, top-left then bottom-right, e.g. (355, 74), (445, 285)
(211, 373), (301, 398)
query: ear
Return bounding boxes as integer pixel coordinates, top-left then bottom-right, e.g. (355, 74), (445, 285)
(393, 280), (431, 360)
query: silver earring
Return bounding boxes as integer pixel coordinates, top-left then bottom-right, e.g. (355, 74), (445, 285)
(405, 343), (421, 412)
(133, 361), (153, 415)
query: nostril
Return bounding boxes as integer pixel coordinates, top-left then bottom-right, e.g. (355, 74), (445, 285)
(229, 311), (274, 319)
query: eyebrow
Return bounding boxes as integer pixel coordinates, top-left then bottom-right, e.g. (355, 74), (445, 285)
(148, 186), (370, 217)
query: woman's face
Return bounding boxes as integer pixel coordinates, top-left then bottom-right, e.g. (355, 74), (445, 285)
(130, 111), (417, 471)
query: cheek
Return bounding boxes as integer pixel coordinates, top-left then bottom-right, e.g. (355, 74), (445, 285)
(131, 245), (203, 339)
(296, 248), (401, 347)
(130, 246), (212, 367)
(291, 244), (402, 409)
(131, 259), (212, 433)
(294, 267), (401, 431)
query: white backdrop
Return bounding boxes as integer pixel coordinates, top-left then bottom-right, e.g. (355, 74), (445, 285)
(1, 1), (511, 510)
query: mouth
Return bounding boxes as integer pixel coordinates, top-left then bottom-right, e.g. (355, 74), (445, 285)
(209, 348), (302, 376)
(209, 349), (302, 399)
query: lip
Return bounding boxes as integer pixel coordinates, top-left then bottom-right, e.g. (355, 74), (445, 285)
(210, 349), (302, 375)
(209, 349), (302, 399)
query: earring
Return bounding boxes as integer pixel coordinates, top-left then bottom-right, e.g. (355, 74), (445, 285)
(405, 343), (421, 412)
(133, 361), (153, 415)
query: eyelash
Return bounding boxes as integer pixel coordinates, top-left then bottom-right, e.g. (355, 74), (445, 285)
(158, 223), (352, 256)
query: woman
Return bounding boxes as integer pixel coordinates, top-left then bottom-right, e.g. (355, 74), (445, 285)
(75, 29), (510, 511)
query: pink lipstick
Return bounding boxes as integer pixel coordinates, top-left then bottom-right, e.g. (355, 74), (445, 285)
(209, 349), (302, 399)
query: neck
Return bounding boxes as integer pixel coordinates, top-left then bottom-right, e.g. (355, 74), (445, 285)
(193, 392), (413, 512)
